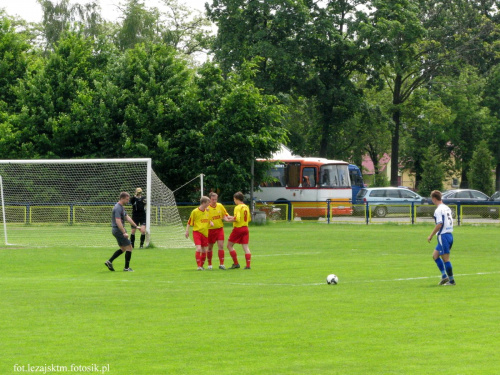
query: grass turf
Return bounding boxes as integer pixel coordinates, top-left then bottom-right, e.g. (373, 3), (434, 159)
(1, 223), (499, 374)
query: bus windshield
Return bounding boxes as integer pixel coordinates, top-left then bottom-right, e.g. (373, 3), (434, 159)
(319, 164), (350, 188)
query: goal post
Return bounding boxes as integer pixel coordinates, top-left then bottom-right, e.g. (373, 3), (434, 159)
(0, 159), (192, 248)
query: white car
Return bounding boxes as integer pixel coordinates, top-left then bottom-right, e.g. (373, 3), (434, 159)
(356, 187), (425, 217)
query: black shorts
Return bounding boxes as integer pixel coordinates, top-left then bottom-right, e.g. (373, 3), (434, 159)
(133, 213), (147, 226)
(112, 228), (131, 247)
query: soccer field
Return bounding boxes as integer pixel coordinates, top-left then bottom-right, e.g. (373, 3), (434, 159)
(1, 223), (499, 375)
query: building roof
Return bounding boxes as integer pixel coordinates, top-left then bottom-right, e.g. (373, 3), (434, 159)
(362, 153), (391, 175)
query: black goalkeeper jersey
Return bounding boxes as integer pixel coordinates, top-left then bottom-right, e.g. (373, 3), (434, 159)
(130, 196), (146, 214)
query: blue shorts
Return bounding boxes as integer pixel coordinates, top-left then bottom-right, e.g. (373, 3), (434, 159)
(436, 233), (453, 255)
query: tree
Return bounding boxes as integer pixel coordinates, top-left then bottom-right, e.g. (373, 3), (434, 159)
(115, 0), (161, 50)
(160, 0), (214, 58)
(418, 144), (445, 197)
(361, 0), (500, 186)
(207, 0), (370, 159)
(11, 31), (114, 158)
(179, 61), (287, 201)
(468, 140), (494, 196)
(437, 67), (497, 188)
(38, 0), (103, 51)
(400, 87), (454, 189)
(0, 13), (29, 106)
(483, 64), (500, 190)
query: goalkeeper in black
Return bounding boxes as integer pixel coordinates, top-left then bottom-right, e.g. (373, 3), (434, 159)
(130, 187), (147, 248)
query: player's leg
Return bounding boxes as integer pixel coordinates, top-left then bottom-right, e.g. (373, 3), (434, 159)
(139, 223), (146, 248)
(227, 240), (240, 268)
(207, 242), (214, 270)
(433, 250), (448, 284)
(130, 222), (137, 248)
(242, 244), (251, 269)
(123, 244), (134, 271)
(433, 236), (448, 284)
(217, 239), (225, 270)
(106, 231), (127, 271)
(195, 244), (203, 270)
(441, 235), (454, 284)
(201, 245), (208, 269)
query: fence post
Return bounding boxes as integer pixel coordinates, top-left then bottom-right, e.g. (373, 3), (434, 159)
(327, 199), (331, 224)
(365, 203), (369, 225)
(411, 203), (415, 225)
(288, 201), (292, 221)
(457, 203), (461, 226)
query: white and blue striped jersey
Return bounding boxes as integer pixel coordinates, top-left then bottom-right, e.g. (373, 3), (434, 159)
(434, 203), (453, 234)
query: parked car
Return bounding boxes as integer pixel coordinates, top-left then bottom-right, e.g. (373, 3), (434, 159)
(490, 191), (500, 201)
(426, 189), (499, 218)
(355, 187), (425, 217)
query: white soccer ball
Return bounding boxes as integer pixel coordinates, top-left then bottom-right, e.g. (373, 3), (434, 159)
(326, 274), (338, 285)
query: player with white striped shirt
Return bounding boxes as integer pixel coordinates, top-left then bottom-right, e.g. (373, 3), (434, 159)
(427, 190), (456, 285)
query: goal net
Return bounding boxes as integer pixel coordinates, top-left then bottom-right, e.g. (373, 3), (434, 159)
(0, 159), (193, 248)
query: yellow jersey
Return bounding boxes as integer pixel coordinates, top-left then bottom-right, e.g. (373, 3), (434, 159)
(207, 203), (228, 229)
(188, 208), (210, 237)
(233, 203), (251, 228)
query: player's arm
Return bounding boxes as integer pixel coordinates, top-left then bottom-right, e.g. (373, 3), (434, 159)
(185, 219), (192, 238)
(427, 223), (443, 243)
(115, 217), (129, 238)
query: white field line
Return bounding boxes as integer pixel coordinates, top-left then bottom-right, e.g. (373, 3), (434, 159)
(252, 252), (321, 257)
(2, 271), (499, 287)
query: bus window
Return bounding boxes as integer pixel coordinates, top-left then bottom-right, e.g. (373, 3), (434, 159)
(320, 164), (350, 188)
(302, 167), (316, 187)
(286, 163), (301, 188)
(262, 164), (286, 187)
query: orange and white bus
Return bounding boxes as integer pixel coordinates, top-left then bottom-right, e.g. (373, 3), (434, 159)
(255, 157), (352, 217)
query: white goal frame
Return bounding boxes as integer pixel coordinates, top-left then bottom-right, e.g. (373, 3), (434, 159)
(0, 158), (192, 248)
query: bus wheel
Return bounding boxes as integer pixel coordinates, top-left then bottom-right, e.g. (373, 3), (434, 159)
(374, 206), (387, 218)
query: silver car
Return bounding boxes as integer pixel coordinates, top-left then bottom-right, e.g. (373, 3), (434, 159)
(356, 187), (425, 217)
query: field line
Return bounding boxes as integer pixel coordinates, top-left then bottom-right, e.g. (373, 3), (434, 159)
(1, 271), (499, 287)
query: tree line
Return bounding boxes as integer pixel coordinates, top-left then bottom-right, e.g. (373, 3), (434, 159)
(1, 0), (500, 200)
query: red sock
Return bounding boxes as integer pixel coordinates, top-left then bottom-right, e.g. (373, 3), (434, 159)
(200, 253), (207, 267)
(218, 250), (225, 265)
(195, 251), (201, 267)
(229, 250), (238, 265)
(207, 251), (213, 266)
(245, 253), (251, 268)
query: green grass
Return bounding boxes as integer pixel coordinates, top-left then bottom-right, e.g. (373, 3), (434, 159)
(1, 223), (499, 374)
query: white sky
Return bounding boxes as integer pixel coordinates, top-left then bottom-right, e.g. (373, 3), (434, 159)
(1, 0), (208, 23)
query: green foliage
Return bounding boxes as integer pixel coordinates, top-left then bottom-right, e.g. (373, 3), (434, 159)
(38, 0), (103, 50)
(400, 87), (454, 186)
(418, 144), (445, 197)
(0, 13), (29, 105)
(371, 173), (390, 187)
(115, 0), (161, 51)
(468, 140), (494, 196)
(437, 67), (497, 187)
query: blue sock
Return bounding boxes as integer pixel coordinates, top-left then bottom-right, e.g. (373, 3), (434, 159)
(435, 258), (446, 278)
(445, 261), (454, 281)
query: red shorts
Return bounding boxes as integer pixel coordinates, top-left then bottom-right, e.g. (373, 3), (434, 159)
(228, 226), (249, 245)
(193, 231), (209, 247)
(208, 227), (224, 244)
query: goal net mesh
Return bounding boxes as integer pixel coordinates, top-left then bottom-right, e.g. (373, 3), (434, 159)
(0, 160), (193, 248)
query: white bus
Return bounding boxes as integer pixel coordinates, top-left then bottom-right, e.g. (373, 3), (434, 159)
(255, 157), (352, 217)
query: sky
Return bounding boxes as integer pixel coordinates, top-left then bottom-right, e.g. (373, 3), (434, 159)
(1, 0), (208, 23)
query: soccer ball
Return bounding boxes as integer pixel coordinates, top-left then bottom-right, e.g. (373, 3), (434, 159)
(326, 274), (338, 285)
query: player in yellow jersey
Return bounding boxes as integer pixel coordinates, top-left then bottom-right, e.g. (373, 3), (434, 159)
(207, 192), (231, 270)
(227, 191), (252, 269)
(185, 196), (213, 270)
